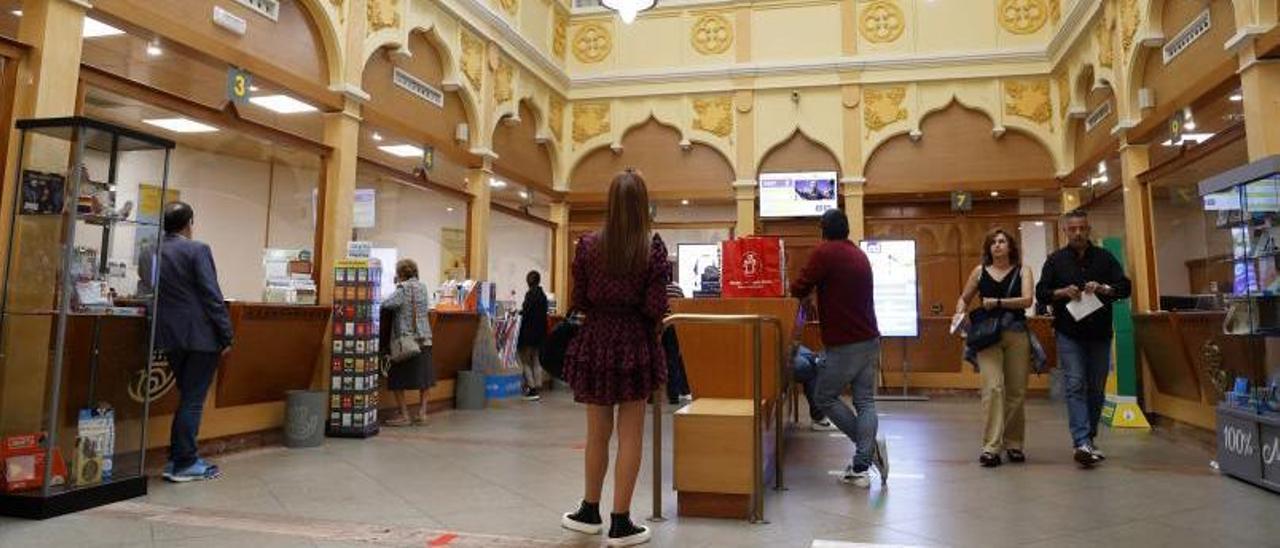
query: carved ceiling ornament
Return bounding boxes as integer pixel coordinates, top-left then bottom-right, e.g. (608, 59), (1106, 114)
(572, 23), (612, 64)
(329, 0), (345, 23)
(1120, 0), (1140, 53)
(573, 102), (611, 144)
(549, 95), (565, 142)
(861, 1), (905, 44)
(1048, 0), (1060, 23)
(1096, 1), (1116, 68)
(863, 86), (908, 132)
(460, 30), (485, 92)
(498, 0), (518, 17)
(999, 0), (1049, 35)
(692, 96), (734, 137)
(1004, 79), (1053, 126)
(691, 14), (733, 55)
(367, 0), (401, 33)
(493, 56), (514, 105)
(1054, 71), (1070, 119)
(552, 8), (569, 60)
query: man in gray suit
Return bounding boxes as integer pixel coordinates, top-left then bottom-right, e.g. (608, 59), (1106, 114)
(156, 201), (233, 482)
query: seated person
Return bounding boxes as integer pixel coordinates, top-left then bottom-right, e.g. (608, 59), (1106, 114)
(793, 345), (837, 431)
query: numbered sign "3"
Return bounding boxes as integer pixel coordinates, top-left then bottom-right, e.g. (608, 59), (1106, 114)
(227, 68), (253, 105)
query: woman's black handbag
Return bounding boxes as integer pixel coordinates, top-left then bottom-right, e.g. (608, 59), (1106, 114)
(965, 269), (1021, 352)
(540, 311), (582, 381)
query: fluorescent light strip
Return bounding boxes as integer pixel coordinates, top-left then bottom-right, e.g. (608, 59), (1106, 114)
(378, 144), (424, 158)
(248, 94), (317, 114)
(143, 118), (219, 133)
(83, 17), (125, 38)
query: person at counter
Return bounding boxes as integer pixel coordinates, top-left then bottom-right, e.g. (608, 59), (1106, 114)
(381, 259), (434, 427)
(155, 201), (232, 483)
(518, 270), (549, 402)
(1036, 210), (1132, 468)
(790, 208), (888, 489)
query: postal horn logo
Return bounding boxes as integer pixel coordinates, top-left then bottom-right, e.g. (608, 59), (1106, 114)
(129, 353), (176, 404)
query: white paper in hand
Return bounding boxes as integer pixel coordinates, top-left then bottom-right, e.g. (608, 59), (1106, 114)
(949, 313), (966, 336)
(1066, 291), (1104, 321)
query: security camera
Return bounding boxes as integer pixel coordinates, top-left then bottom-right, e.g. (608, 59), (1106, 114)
(791, 90), (800, 103)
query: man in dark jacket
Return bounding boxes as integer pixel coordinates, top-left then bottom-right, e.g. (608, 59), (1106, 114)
(518, 270), (549, 401)
(1036, 209), (1131, 468)
(155, 201), (233, 482)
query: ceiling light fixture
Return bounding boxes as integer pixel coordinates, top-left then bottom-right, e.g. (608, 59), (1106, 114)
(1161, 133), (1214, 146)
(681, 199), (690, 205)
(990, 191), (1000, 197)
(1229, 92), (1243, 102)
(378, 144), (424, 158)
(142, 117), (219, 133)
(249, 94), (318, 114)
(1183, 106), (1196, 131)
(371, 132), (383, 142)
(489, 178), (507, 189)
(602, 0), (656, 24)
(249, 85), (261, 92)
(11, 10), (22, 17)
(519, 190), (530, 199)
(146, 39), (162, 57)
(447, 207), (455, 212)
(83, 17), (125, 38)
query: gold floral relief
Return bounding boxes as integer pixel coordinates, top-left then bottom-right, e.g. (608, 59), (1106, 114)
(572, 23), (612, 64)
(999, 0), (1048, 35)
(573, 102), (611, 144)
(1048, 0), (1060, 23)
(692, 96), (733, 137)
(1096, 2), (1116, 68)
(1120, 0), (1140, 53)
(549, 96), (565, 142)
(861, 1), (905, 44)
(329, 0), (345, 23)
(691, 14), (733, 55)
(367, 0), (401, 33)
(493, 57), (514, 105)
(461, 31), (485, 92)
(863, 87), (908, 132)
(1004, 79), (1053, 126)
(498, 0), (518, 17)
(1054, 71), (1070, 119)
(552, 8), (569, 60)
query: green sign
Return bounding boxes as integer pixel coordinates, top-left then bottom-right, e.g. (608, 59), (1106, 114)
(951, 191), (973, 212)
(422, 145), (434, 171)
(227, 68), (253, 105)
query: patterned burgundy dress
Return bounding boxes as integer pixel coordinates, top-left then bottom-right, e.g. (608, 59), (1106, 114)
(564, 233), (671, 405)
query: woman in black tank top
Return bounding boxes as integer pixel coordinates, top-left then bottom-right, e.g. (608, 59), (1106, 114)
(954, 229), (1035, 468)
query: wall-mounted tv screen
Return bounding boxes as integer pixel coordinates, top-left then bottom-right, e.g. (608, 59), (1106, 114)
(759, 171), (838, 218)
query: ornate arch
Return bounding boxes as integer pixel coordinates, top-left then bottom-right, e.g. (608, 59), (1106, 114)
(295, 0), (345, 88)
(756, 129), (841, 176)
(567, 116), (736, 195)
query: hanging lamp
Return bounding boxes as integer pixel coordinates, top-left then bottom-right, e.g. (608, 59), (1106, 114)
(601, 0), (656, 24)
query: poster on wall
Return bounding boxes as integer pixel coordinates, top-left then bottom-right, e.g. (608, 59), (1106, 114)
(858, 239), (919, 338)
(677, 244), (720, 298)
(311, 188), (377, 229)
(441, 227), (467, 281)
(134, 185), (181, 294)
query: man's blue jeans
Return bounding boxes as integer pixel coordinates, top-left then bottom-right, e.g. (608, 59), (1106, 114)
(1055, 332), (1112, 448)
(815, 338), (881, 470)
(167, 349), (220, 470)
(792, 346), (824, 422)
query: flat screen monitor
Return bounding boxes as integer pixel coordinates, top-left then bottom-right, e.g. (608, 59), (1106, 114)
(859, 239), (919, 338)
(677, 243), (720, 298)
(759, 171), (838, 218)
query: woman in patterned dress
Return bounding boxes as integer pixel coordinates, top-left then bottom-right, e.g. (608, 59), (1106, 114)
(560, 170), (669, 547)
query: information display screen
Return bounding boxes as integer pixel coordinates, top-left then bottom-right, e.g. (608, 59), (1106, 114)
(859, 239), (919, 338)
(759, 171), (838, 218)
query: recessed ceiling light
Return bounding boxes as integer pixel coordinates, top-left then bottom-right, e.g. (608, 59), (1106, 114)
(249, 94), (317, 114)
(489, 178), (507, 189)
(146, 40), (162, 57)
(249, 85), (261, 92)
(1161, 133), (1214, 146)
(518, 190), (530, 199)
(1229, 93), (1243, 102)
(11, 10), (22, 17)
(990, 191), (999, 197)
(371, 132), (383, 142)
(142, 117), (219, 133)
(681, 199), (689, 205)
(378, 144), (424, 158)
(83, 17), (125, 38)
(1034, 221), (1045, 227)
(447, 207), (455, 212)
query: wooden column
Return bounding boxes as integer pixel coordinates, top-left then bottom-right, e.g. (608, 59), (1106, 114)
(315, 99), (362, 306)
(733, 180), (756, 237)
(840, 177), (866, 242)
(1119, 142), (1155, 312)
(466, 162), (495, 280)
(1239, 54), (1280, 160)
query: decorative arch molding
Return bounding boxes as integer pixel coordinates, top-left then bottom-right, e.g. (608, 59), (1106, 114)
(296, 0), (346, 88)
(756, 129), (841, 177)
(563, 100), (736, 183)
(493, 100), (558, 191)
(566, 116), (737, 198)
(1231, 0), (1280, 39)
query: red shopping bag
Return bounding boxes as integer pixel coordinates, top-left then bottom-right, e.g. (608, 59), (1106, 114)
(721, 237), (786, 298)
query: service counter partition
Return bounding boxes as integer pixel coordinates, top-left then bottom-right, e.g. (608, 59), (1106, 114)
(373, 310), (481, 411)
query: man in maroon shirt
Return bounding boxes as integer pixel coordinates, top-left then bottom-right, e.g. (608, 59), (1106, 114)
(790, 209), (888, 488)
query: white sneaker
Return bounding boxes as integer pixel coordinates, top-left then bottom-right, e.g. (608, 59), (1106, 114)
(810, 418), (838, 431)
(872, 434), (889, 486)
(1089, 443), (1106, 460)
(839, 464), (871, 488)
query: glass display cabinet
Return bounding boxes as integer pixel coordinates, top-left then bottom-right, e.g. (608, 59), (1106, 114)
(1199, 154), (1280, 495)
(0, 117), (174, 518)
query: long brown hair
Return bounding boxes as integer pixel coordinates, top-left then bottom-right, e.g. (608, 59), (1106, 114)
(981, 228), (1021, 266)
(600, 169), (652, 275)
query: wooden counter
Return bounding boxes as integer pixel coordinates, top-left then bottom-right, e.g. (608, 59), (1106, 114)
(670, 298), (798, 400)
(426, 310), (480, 381)
(215, 303), (331, 407)
(1134, 311), (1265, 429)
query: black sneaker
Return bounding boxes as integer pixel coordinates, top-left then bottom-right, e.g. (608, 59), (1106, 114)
(1005, 448), (1026, 463)
(561, 501), (602, 535)
(523, 388), (541, 402)
(1074, 445), (1103, 468)
(979, 452), (1002, 467)
(606, 513), (651, 546)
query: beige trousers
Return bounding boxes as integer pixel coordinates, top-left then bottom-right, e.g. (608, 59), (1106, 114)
(976, 329), (1030, 454)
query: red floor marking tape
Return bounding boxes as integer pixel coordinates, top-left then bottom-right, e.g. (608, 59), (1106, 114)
(428, 533), (458, 546)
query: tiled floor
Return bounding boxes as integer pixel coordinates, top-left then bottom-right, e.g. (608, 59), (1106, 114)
(2, 391), (1277, 547)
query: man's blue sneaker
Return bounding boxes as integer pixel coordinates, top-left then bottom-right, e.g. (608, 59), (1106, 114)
(163, 458), (221, 483)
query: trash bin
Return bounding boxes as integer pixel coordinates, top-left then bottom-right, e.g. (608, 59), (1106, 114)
(455, 370), (486, 410)
(284, 390), (326, 448)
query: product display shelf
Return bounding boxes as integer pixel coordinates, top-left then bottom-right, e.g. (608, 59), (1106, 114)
(0, 117), (174, 519)
(327, 258), (382, 438)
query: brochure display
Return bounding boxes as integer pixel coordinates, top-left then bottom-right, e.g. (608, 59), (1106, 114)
(0, 117), (175, 518)
(327, 259), (382, 438)
(1198, 155), (1280, 494)
(858, 240), (926, 401)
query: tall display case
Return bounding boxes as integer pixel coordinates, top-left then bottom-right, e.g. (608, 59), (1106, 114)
(1199, 154), (1280, 494)
(328, 258), (381, 438)
(0, 118), (174, 518)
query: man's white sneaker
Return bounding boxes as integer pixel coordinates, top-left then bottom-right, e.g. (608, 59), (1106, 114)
(810, 418), (838, 431)
(840, 465), (871, 488)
